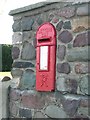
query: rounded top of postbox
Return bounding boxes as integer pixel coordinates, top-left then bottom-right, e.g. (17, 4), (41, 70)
(36, 22), (56, 40)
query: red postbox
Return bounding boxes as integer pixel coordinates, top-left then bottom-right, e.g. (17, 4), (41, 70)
(36, 22), (56, 91)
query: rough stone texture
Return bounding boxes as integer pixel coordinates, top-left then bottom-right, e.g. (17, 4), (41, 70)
(73, 31), (90, 47)
(21, 42), (36, 60)
(65, 78), (78, 94)
(34, 112), (46, 118)
(37, 16), (44, 25)
(56, 77), (66, 92)
(42, 92), (56, 105)
(19, 108), (32, 118)
(57, 62), (71, 74)
(56, 77), (78, 94)
(9, 101), (19, 117)
(63, 20), (71, 29)
(12, 61), (34, 68)
(78, 107), (89, 116)
(12, 47), (20, 59)
(71, 17), (90, 32)
(11, 68), (23, 78)
(77, 4), (90, 16)
(22, 31), (34, 42)
(12, 32), (22, 44)
(32, 21), (39, 31)
(74, 114), (89, 119)
(55, 92), (90, 106)
(32, 38), (37, 48)
(57, 45), (66, 61)
(21, 17), (34, 31)
(9, 88), (21, 101)
(12, 20), (21, 32)
(48, 13), (54, 22)
(61, 99), (80, 117)
(56, 21), (63, 31)
(73, 26), (87, 33)
(21, 90), (45, 109)
(79, 75), (90, 95)
(45, 105), (68, 118)
(19, 69), (35, 90)
(75, 62), (90, 74)
(52, 17), (59, 23)
(80, 97), (89, 107)
(67, 47), (89, 62)
(55, 7), (75, 18)
(58, 30), (73, 43)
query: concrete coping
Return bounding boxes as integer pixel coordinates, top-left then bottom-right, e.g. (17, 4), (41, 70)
(9, 0), (90, 16)
(9, 1), (57, 16)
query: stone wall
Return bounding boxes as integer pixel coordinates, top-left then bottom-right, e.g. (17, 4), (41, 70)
(9, 1), (90, 119)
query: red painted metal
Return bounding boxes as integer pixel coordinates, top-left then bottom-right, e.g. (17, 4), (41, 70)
(36, 22), (56, 91)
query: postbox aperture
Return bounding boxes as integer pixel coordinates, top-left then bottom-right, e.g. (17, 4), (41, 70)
(36, 22), (56, 91)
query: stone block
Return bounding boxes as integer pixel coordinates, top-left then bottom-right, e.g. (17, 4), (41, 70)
(56, 76), (78, 94)
(75, 62), (90, 74)
(56, 77), (66, 92)
(74, 114), (89, 119)
(19, 108), (32, 118)
(21, 90), (45, 109)
(39, 92), (56, 105)
(65, 78), (78, 94)
(78, 107), (89, 116)
(9, 88), (21, 101)
(67, 47), (89, 62)
(21, 17), (34, 31)
(12, 20), (21, 32)
(63, 20), (71, 29)
(22, 31), (34, 42)
(11, 68), (23, 78)
(61, 98), (80, 117)
(21, 42), (36, 60)
(10, 78), (20, 88)
(58, 30), (73, 43)
(34, 112), (46, 118)
(48, 13), (54, 22)
(12, 61), (34, 68)
(77, 4), (90, 16)
(57, 62), (71, 74)
(9, 101), (19, 117)
(56, 21), (63, 31)
(57, 45), (66, 61)
(45, 105), (68, 118)
(73, 26), (87, 33)
(12, 32), (22, 44)
(71, 17), (90, 32)
(52, 17), (59, 23)
(80, 97), (90, 107)
(56, 92), (88, 114)
(19, 69), (35, 90)
(73, 31), (90, 47)
(37, 16), (44, 25)
(32, 38), (37, 48)
(32, 21), (39, 31)
(12, 47), (20, 59)
(79, 75), (90, 95)
(55, 7), (75, 18)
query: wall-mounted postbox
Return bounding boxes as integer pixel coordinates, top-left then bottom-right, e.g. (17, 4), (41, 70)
(36, 22), (56, 91)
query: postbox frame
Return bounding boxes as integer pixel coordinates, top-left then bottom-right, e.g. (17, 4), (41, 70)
(36, 22), (56, 91)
